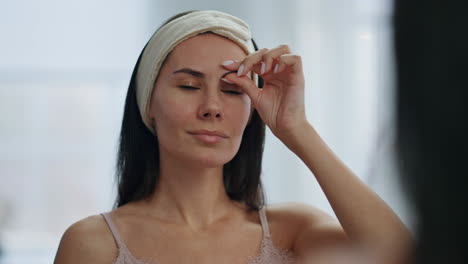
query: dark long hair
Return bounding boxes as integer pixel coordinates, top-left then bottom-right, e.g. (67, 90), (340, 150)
(114, 10), (266, 211)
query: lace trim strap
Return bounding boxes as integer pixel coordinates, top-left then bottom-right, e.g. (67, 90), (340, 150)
(258, 207), (271, 238)
(101, 212), (126, 249)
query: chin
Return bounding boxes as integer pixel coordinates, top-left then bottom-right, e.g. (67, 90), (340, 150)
(160, 138), (241, 168)
(192, 154), (234, 168)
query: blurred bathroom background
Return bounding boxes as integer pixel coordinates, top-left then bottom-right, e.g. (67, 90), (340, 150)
(0, 0), (413, 263)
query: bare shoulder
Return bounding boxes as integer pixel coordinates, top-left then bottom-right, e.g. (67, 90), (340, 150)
(266, 201), (338, 225)
(265, 202), (347, 255)
(54, 214), (117, 264)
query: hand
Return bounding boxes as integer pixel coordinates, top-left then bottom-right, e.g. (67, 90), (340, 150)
(222, 44), (307, 141)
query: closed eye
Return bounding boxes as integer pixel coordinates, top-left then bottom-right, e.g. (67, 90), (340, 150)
(179, 85), (199, 90)
(179, 85), (242, 95)
(223, 90), (242, 95)
(222, 83), (243, 95)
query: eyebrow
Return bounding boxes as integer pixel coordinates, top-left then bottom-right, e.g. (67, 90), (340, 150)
(172, 68), (236, 79)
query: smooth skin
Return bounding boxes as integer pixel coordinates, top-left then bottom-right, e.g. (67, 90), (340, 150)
(222, 44), (413, 262)
(54, 34), (412, 264)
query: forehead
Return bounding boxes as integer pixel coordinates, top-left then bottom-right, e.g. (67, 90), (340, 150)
(166, 33), (248, 68)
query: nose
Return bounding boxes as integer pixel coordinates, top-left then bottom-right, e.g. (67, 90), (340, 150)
(198, 92), (224, 120)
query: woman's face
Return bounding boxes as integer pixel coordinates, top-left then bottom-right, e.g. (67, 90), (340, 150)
(148, 33), (252, 168)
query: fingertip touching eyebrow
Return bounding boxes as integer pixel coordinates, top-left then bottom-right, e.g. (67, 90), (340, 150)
(172, 68), (237, 79)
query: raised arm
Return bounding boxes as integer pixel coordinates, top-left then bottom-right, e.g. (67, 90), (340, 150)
(222, 44), (413, 260)
(285, 121), (412, 257)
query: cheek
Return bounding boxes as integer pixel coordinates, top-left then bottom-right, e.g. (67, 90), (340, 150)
(151, 90), (193, 132)
(226, 95), (252, 134)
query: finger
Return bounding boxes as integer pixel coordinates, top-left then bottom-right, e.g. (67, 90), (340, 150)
(221, 60), (255, 80)
(221, 59), (242, 70)
(238, 48), (270, 77)
(223, 48), (269, 77)
(223, 45), (293, 78)
(260, 44), (291, 75)
(272, 54), (303, 74)
(223, 73), (260, 105)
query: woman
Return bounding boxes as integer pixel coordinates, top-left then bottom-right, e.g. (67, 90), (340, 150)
(54, 10), (411, 264)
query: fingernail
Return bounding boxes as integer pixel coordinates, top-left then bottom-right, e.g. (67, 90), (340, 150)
(260, 62), (266, 75)
(221, 78), (234, 84)
(274, 64), (279, 73)
(222, 60), (235, 66)
(237, 64), (245, 76)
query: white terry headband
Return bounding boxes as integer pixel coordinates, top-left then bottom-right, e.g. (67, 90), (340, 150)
(136, 10), (258, 134)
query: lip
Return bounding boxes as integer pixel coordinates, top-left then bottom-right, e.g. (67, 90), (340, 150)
(188, 130), (229, 138)
(188, 130), (229, 143)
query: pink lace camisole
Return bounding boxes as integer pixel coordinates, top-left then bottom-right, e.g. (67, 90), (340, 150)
(101, 207), (295, 264)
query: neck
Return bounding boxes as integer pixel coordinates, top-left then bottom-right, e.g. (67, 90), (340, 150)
(143, 154), (243, 231)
